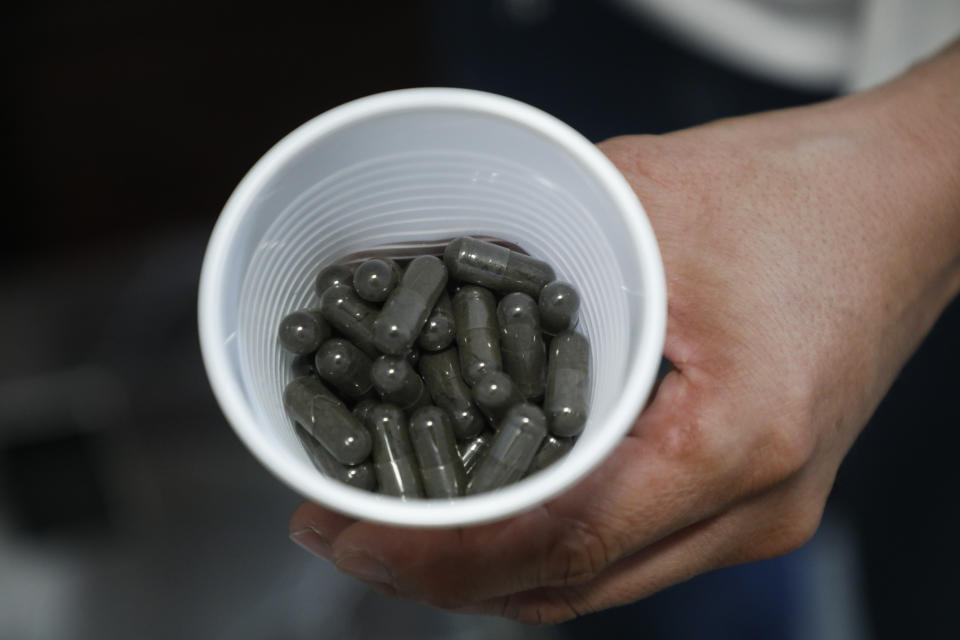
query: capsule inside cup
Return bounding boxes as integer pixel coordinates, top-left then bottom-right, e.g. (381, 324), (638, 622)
(538, 280), (580, 335)
(295, 423), (376, 491)
(282, 377), (372, 465)
(314, 338), (374, 399)
(367, 404), (424, 499)
(277, 309), (330, 355)
(497, 292), (546, 400)
(466, 403), (547, 495)
(409, 406), (467, 498)
(319, 283), (380, 358)
(371, 355), (431, 412)
(354, 257), (403, 303)
(472, 370), (523, 426)
(544, 330), (591, 437)
(419, 347), (486, 440)
(452, 285), (502, 386)
(443, 237), (555, 298)
(372, 256), (448, 355)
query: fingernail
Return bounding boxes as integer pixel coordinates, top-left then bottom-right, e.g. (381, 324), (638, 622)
(335, 551), (392, 585)
(290, 528), (332, 559)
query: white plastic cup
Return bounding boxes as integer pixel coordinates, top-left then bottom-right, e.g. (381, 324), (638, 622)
(198, 88), (665, 528)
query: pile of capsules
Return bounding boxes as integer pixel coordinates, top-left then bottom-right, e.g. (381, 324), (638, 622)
(278, 236), (589, 499)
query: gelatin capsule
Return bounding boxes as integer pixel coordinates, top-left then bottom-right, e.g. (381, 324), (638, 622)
(315, 263), (356, 298)
(458, 430), (494, 478)
(351, 397), (378, 429)
(452, 285), (502, 386)
(443, 237), (555, 298)
(314, 338), (374, 399)
(418, 348), (486, 440)
(544, 331), (591, 437)
(353, 257), (403, 303)
(368, 404), (424, 499)
(319, 283), (380, 358)
(496, 292), (546, 399)
(295, 423), (376, 491)
(373, 256), (448, 355)
(370, 355), (431, 412)
(409, 406), (466, 498)
(539, 280), (580, 335)
(472, 370), (523, 426)
(417, 291), (455, 352)
(283, 377), (372, 465)
(277, 309), (331, 355)
(466, 403), (547, 495)
(526, 435), (574, 476)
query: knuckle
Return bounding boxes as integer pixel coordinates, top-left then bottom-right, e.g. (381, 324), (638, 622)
(539, 516), (613, 587)
(783, 500), (825, 551)
(752, 499), (825, 561)
(652, 393), (732, 478)
(772, 419), (816, 476)
(654, 404), (712, 464)
(749, 414), (816, 491)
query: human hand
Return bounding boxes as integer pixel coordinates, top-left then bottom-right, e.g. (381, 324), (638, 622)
(289, 49), (960, 624)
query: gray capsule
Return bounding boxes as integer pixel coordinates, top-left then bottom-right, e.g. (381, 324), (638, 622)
(351, 397), (379, 429)
(472, 370), (524, 426)
(466, 403), (547, 495)
(372, 256), (448, 355)
(458, 430), (494, 478)
(290, 353), (318, 379)
(417, 291), (455, 352)
(544, 331), (591, 437)
(354, 258), (403, 303)
(370, 355), (430, 412)
(314, 338), (374, 399)
(452, 285), (502, 386)
(277, 309), (331, 355)
(295, 423), (376, 491)
(319, 283), (380, 358)
(315, 263), (356, 297)
(283, 377), (372, 465)
(409, 406), (467, 498)
(496, 292), (547, 399)
(526, 435), (575, 476)
(368, 404), (424, 499)
(539, 280), (580, 334)
(443, 237), (555, 298)
(419, 348), (486, 440)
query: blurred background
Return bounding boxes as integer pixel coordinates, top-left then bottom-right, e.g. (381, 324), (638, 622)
(2, 1), (957, 638)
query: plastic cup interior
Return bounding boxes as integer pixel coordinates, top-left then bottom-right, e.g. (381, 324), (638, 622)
(198, 88), (665, 527)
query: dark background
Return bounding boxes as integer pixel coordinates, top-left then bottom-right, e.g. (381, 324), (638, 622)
(2, 1), (956, 638)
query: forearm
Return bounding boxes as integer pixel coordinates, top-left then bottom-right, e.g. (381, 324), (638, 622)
(792, 39), (960, 419)
(835, 38), (960, 314)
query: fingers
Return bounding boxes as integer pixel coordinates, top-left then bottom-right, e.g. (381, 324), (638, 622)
(460, 475), (827, 625)
(461, 513), (732, 624)
(303, 371), (761, 609)
(289, 502), (357, 559)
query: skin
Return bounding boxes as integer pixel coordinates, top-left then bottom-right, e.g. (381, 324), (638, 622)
(289, 41), (960, 624)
